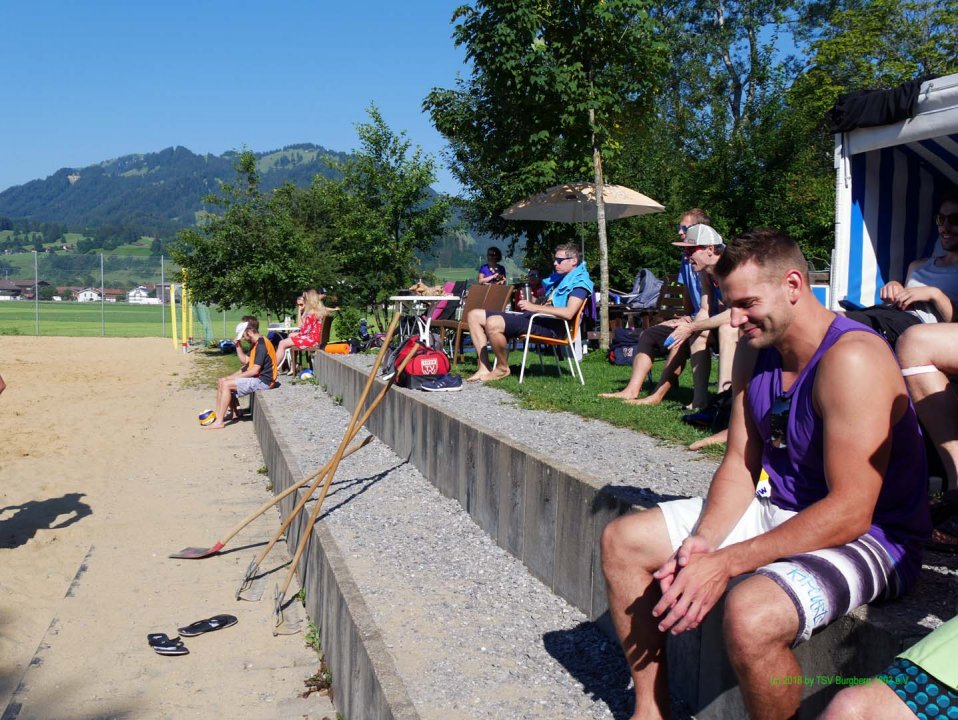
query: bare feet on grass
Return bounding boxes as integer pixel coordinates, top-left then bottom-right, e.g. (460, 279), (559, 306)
(466, 370), (492, 382)
(624, 394), (664, 406)
(485, 367), (511, 381)
(598, 390), (640, 400)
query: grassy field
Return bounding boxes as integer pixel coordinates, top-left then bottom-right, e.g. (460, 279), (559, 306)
(0, 301), (251, 339)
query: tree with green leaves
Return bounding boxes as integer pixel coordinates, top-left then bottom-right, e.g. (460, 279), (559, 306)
(303, 105), (451, 327)
(172, 151), (325, 318)
(425, 0), (666, 347)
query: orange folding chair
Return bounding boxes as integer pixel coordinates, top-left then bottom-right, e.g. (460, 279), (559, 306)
(517, 300), (587, 384)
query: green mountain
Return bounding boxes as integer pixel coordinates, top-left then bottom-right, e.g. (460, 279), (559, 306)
(0, 144), (348, 238)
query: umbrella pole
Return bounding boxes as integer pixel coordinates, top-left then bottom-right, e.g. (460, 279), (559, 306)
(591, 109), (611, 351)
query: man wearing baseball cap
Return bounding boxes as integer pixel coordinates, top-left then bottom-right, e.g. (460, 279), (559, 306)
(600, 213), (734, 410)
(205, 316), (277, 429)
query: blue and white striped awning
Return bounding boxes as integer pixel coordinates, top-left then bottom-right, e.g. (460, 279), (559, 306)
(833, 74), (958, 308)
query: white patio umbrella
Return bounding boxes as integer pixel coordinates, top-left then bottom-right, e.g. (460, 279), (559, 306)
(500, 182), (664, 223)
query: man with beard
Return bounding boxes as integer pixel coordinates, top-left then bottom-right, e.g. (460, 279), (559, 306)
(601, 229), (930, 720)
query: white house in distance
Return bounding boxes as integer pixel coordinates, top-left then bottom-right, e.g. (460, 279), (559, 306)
(76, 288), (101, 302)
(128, 286), (161, 305)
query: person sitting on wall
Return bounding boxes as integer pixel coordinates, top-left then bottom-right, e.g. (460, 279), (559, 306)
(477, 246), (507, 285)
(206, 316), (277, 429)
(465, 242), (593, 382)
(275, 288), (330, 376)
(844, 187), (958, 346)
(601, 229), (930, 720)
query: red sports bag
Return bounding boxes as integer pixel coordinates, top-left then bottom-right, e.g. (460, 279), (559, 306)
(395, 338), (451, 390)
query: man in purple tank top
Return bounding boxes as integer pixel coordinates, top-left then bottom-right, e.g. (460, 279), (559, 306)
(601, 229), (931, 720)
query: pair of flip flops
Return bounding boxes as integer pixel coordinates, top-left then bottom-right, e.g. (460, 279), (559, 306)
(148, 614), (237, 656)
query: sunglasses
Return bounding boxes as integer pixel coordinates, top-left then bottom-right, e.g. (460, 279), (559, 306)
(553, 256), (574, 263)
(676, 224), (691, 233)
(935, 213), (958, 227)
(769, 393), (791, 449)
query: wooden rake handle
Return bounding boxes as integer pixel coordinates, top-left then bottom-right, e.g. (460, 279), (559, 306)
(276, 328), (420, 603)
(247, 311), (403, 578)
(213, 434), (374, 552)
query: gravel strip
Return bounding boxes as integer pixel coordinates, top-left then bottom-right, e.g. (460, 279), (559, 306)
(264, 373), (709, 720)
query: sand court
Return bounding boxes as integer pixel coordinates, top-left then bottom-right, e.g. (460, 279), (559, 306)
(0, 337), (333, 719)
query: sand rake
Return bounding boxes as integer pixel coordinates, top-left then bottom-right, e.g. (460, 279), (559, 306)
(169, 435), (374, 560)
(272, 331), (421, 634)
(235, 312), (404, 603)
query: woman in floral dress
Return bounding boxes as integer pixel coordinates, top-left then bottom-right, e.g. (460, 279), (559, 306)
(276, 288), (329, 375)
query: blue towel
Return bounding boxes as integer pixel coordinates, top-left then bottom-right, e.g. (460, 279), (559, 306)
(541, 262), (594, 308)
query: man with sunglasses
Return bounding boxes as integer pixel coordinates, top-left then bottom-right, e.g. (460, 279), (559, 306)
(599, 209), (726, 409)
(601, 229), (930, 720)
(465, 242), (593, 382)
(845, 188), (958, 346)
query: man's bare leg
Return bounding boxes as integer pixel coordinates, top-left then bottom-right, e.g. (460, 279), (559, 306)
(601, 510), (677, 720)
(899, 324), (958, 490)
(466, 309), (494, 381)
(483, 322), (512, 381)
(820, 679), (915, 720)
(717, 324), (739, 394)
(627, 346), (688, 406)
(599, 352), (654, 399)
(723, 575), (802, 720)
(688, 429), (727, 450)
(206, 377), (237, 429)
(688, 332), (710, 410)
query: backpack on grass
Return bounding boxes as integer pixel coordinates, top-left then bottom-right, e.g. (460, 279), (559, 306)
(608, 327), (642, 365)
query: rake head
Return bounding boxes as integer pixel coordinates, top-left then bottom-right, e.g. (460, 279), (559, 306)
(272, 584), (303, 636)
(235, 559), (266, 602)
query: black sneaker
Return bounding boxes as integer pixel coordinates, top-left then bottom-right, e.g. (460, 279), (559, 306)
(421, 374), (464, 392)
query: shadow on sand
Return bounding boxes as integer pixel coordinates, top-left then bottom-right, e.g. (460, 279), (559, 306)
(0, 493), (92, 549)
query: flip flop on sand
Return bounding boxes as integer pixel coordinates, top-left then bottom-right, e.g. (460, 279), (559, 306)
(177, 614), (238, 637)
(147, 633), (189, 656)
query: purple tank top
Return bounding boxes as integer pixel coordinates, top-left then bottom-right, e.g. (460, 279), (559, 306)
(747, 314), (931, 589)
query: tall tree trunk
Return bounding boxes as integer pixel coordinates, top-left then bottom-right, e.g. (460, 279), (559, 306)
(590, 109), (610, 351)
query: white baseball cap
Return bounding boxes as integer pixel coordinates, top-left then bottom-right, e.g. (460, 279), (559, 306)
(234, 321), (249, 341)
(673, 224), (724, 247)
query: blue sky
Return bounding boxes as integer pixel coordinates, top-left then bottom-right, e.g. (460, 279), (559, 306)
(0, 1), (468, 194)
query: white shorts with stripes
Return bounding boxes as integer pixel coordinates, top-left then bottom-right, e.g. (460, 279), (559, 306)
(659, 496), (898, 645)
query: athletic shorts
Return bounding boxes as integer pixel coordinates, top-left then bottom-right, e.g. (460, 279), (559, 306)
(881, 658), (958, 719)
(487, 311), (566, 339)
(845, 306), (922, 347)
(641, 321), (695, 354)
(659, 496), (900, 645)
(235, 377), (271, 398)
